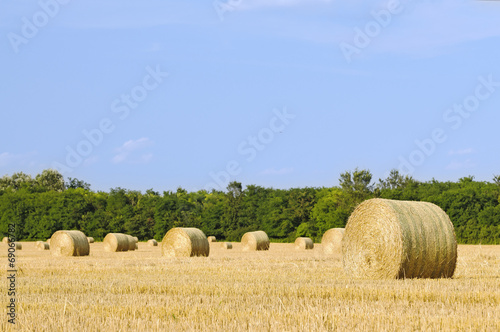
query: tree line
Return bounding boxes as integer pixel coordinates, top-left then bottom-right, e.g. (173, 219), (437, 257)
(1, 169), (499, 244)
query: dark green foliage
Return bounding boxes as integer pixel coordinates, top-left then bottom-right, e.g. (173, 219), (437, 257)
(0, 169), (498, 243)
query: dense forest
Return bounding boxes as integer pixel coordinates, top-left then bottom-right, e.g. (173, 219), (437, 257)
(0, 169), (499, 244)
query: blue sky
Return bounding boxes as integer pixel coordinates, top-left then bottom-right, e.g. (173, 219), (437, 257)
(1, 0), (500, 192)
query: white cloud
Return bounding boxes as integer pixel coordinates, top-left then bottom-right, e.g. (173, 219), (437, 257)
(254, 0), (500, 58)
(112, 138), (154, 164)
(0, 151), (37, 167)
(0, 2), (203, 30)
(446, 159), (476, 170)
(260, 167), (294, 175)
(339, 0), (500, 57)
(448, 148), (474, 156)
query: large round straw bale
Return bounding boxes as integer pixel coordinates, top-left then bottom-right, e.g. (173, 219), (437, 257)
(207, 236), (216, 242)
(342, 198), (457, 279)
(147, 239), (158, 247)
(36, 241), (49, 250)
(132, 236), (139, 243)
(2, 237), (10, 244)
(221, 242), (233, 249)
(135, 242), (138, 250)
(103, 233), (130, 252)
(47, 238), (51, 246)
(241, 231), (270, 251)
(295, 237), (314, 250)
(87, 237), (94, 243)
(161, 227), (210, 258)
(50, 230), (90, 257)
(126, 235), (136, 251)
(322, 228), (345, 254)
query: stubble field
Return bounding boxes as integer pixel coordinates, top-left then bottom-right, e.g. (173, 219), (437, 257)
(1, 242), (499, 331)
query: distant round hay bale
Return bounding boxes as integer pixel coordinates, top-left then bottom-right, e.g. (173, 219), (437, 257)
(132, 236), (139, 243)
(221, 242), (233, 249)
(161, 227), (210, 258)
(126, 235), (136, 251)
(2, 237), (10, 244)
(241, 231), (270, 251)
(50, 230), (90, 257)
(103, 233), (130, 252)
(322, 228), (345, 254)
(207, 236), (216, 242)
(147, 239), (158, 246)
(47, 238), (51, 246)
(36, 241), (49, 250)
(13, 242), (22, 250)
(342, 198), (458, 279)
(87, 237), (94, 243)
(295, 237), (314, 250)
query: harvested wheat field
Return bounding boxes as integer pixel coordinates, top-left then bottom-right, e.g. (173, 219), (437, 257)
(1, 242), (499, 331)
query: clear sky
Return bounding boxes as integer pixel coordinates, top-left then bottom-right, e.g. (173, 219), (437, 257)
(1, 0), (499, 192)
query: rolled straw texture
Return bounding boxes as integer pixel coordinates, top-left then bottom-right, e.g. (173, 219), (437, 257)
(342, 198), (457, 279)
(295, 237), (314, 250)
(321, 228), (345, 254)
(221, 242), (233, 249)
(50, 230), (90, 257)
(147, 239), (158, 247)
(103, 233), (130, 252)
(161, 228), (210, 258)
(126, 235), (136, 251)
(36, 241), (50, 250)
(241, 231), (270, 251)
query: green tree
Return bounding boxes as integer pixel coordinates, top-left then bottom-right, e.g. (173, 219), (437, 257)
(35, 169), (65, 192)
(493, 175), (500, 202)
(222, 181), (244, 240)
(66, 177), (91, 190)
(260, 190), (289, 239)
(377, 169), (420, 200)
(0, 172), (34, 191)
(339, 168), (373, 206)
(106, 188), (133, 233)
(310, 187), (350, 240)
(200, 190), (225, 239)
(153, 191), (177, 239)
(283, 188), (317, 240)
